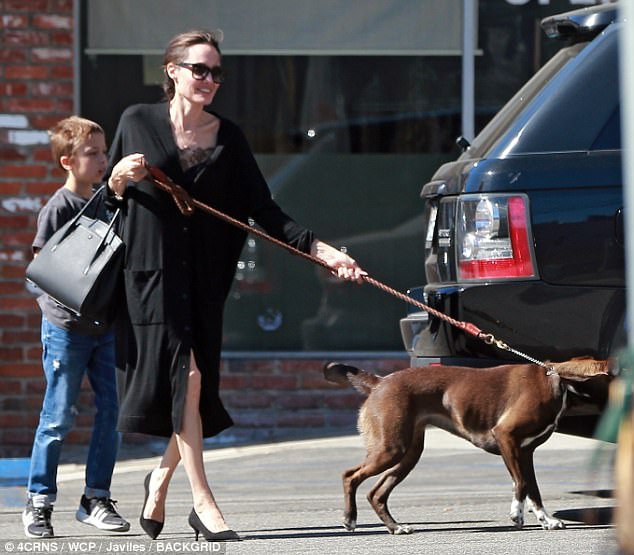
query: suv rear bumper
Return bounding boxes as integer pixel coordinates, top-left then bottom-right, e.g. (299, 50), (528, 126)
(400, 280), (625, 365)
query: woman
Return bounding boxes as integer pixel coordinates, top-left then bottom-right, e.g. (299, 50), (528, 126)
(106, 30), (365, 541)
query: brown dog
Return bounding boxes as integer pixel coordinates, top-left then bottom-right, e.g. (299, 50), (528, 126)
(324, 359), (611, 534)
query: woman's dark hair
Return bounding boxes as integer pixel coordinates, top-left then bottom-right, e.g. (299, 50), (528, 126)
(162, 29), (222, 100)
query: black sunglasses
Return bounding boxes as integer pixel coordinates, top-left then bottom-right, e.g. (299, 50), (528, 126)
(177, 62), (225, 84)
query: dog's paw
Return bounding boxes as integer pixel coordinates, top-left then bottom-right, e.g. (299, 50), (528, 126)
(391, 524), (414, 535)
(510, 513), (524, 529)
(342, 518), (357, 532)
(530, 502), (566, 530)
(539, 517), (566, 530)
(510, 498), (525, 528)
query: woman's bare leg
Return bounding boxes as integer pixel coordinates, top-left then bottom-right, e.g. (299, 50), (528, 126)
(142, 353), (228, 531)
(176, 353), (230, 533)
(143, 435), (179, 522)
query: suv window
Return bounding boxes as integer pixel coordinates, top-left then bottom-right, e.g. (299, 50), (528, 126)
(463, 43), (585, 159)
(466, 24), (620, 160)
(491, 25), (619, 157)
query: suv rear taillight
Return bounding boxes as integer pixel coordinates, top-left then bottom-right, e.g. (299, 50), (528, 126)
(457, 194), (537, 280)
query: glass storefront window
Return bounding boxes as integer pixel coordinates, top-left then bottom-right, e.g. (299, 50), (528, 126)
(82, 52), (460, 351)
(80, 0), (596, 351)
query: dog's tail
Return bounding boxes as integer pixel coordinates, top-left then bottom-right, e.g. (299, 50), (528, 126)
(323, 362), (381, 395)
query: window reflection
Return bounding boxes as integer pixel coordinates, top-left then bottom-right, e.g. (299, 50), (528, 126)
(81, 0), (579, 351)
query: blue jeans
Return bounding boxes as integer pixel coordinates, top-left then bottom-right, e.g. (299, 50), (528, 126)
(27, 317), (120, 505)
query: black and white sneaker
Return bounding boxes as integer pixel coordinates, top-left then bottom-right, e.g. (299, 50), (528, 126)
(75, 495), (130, 532)
(23, 498), (54, 538)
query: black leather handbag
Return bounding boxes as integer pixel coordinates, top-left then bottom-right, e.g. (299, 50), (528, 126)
(26, 185), (124, 324)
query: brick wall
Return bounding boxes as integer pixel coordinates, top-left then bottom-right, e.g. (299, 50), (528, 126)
(0, 1), (408, 457)
(0, 0), (76, 457)
(217, 357), (406, 446)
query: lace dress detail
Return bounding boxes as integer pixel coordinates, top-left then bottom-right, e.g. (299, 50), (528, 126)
(178, 145), (215, 172)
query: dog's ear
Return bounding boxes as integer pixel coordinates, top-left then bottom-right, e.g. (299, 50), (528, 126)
(323, 362), (357, 385)
(550, 359), (611, 382)
(323, 362), (380, 395)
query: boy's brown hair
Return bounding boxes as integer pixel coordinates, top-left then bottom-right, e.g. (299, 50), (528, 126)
(48, 116), (105, 170)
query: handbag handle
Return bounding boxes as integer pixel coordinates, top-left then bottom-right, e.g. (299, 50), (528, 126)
(81, 209), (121, 275)
(50, 185), (109, 249)
(47, 185), (121, 273)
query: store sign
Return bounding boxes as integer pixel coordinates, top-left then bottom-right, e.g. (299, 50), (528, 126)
(86, 0), (465, 56)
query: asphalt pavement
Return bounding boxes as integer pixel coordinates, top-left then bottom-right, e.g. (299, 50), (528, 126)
(0, 430), (621, 555)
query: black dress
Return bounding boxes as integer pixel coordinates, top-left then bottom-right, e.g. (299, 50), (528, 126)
(108, 103), (314, 437)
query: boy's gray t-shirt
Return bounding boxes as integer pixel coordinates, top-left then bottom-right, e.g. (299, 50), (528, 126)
(32, 186), (111, 335)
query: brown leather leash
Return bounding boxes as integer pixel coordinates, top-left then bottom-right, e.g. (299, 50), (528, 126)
(144, 163), (553, 370)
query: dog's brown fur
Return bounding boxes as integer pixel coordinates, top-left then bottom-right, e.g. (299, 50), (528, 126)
(324, 359), (612, 534)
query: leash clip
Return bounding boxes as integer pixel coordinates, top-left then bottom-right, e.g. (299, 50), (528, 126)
(480, 333), (510, 351)
(480, 332), (554, 375)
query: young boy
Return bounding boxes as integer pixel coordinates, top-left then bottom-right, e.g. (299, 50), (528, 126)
(23, 116), (129, 538)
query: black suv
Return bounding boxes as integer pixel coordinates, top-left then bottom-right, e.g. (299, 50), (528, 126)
(400, 4), (623, 436)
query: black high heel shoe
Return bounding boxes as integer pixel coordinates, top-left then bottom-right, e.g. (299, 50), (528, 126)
(139, 471), (164, 540)
(188, 508), (241, 542)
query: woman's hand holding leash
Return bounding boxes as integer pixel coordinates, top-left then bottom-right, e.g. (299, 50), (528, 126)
(108, 153), (147, 198)
(310, 240), (367, 283)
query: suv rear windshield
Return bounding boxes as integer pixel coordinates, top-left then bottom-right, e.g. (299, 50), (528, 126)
(461, 43), (585, 159)
(463, 23), (620, 159)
